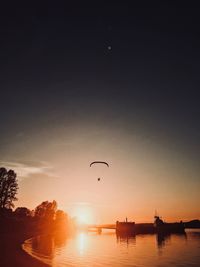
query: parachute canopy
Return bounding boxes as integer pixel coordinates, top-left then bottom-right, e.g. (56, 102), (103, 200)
(90, 161), (109, 167)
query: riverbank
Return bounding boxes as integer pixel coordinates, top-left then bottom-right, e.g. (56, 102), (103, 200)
(0, 232), (49, 267)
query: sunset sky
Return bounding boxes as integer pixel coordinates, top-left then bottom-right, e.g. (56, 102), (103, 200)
(0, 3), (200, 223)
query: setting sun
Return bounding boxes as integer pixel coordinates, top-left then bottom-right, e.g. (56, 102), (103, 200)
(70, 203), (96, 225)
(77, 213), (91, 225)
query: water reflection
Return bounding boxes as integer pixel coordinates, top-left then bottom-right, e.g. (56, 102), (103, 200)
(156, 232), (187, 248)
(189, 231), (200, 240)
(54, 231), (68, 249)
(116, 232), (136, 246)
(31, 235), (55, 259)
(77, 232), (87, 255)
(25, 232), (188, 254)
(156, 233), (171, 248)
(25, 232), (69, 262)
(23, 230), (200, 267)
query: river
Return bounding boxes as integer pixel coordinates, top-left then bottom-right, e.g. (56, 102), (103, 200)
(23, 229), (200, 267)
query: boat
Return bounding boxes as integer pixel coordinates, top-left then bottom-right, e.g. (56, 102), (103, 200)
(115, 215), (185, 235)
(116, 218), (135, 234)
(116, 218), (155, 235)
(154, 215), (185, 234)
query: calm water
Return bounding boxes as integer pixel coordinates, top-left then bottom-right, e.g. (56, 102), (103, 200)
(23, 229), (200, 267)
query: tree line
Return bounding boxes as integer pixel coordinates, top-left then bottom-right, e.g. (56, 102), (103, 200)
(0, 167), (75, 235)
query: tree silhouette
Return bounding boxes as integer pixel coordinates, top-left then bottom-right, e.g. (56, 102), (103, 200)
(35, 200), (57, 221)
(0, 167), (18, 209)
(14, 207), (32, 218)
(55, 209), (69, 232)
(34, 200), (57, 231)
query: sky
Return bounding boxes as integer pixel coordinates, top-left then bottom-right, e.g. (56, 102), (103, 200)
(0, 2), (200, 223)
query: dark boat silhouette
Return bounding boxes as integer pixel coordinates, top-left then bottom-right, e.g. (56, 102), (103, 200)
(116, 219), (135, 234)
(116, 218), (155, 235)
(115, 216), (185, 235)
(154, 216), (185, 234)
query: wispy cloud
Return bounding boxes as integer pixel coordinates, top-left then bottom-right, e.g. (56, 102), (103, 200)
(0, 160), (53, 180)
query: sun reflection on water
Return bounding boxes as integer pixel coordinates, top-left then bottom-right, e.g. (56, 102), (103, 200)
(77, 232), (87, 255)
(23, 230), (200, 267)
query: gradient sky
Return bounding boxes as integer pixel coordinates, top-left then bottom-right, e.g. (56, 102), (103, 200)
(0, 3), (200, 223)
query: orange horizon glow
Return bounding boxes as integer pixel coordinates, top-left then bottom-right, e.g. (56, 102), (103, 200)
(5, 125), (199, 224)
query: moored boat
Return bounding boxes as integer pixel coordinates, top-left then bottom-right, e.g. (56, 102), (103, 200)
(116, 218), (155, 234)
(115, 216), (185, 235)
(154, 216), (185, 234)
(116, 218), (135, 234)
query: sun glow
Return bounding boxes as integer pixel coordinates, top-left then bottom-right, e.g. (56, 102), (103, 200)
(77, 213), (91, 225)
(70, 203), (96, 225)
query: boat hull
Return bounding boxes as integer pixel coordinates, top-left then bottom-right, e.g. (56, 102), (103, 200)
(156, 223), (185, 234)
(116, 221), (185, 235)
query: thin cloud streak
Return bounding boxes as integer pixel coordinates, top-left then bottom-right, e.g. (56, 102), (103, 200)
(0, 160), (54, 180)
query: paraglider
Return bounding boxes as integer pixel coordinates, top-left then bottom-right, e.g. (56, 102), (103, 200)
(90, 161), (109, 181)
(90, 161), (109, 168)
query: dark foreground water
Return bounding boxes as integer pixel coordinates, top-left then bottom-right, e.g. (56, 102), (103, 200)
(23, 229), (200, 267)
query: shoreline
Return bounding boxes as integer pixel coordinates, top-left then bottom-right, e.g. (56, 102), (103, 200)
(0, 232), (49, 267)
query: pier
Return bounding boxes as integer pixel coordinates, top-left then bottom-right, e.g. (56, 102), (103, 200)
(87, 224), (116, 233)
(87, 223), (156, 234)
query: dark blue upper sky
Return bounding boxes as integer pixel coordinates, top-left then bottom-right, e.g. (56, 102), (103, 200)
(0, 2), (200, 166)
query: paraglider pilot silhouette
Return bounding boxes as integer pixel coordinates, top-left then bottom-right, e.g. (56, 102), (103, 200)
(90, 161), (109, 181)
